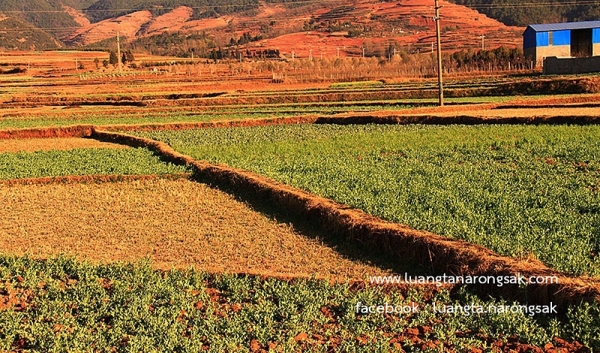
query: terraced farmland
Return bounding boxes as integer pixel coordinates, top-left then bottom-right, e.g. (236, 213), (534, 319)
(137, 124), (600, 277)
(2, 69), (600, 351)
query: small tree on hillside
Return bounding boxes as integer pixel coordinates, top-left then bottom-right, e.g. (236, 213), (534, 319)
(109, 50), (118, 67)
(122, 50), (135, 65)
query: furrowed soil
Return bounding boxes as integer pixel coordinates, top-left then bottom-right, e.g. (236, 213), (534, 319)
(0, 137), (127, 153)
(0, 178), (394, 280)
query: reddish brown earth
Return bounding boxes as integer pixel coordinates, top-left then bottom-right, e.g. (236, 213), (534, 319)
(61, 6), (91, 28)
(251, 0), (522, 58)
(60, 0), (522, 55)
(65, 10), (153, 46)
(140, 6), (194, 37)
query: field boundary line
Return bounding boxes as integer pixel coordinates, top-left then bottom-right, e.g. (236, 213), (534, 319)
(0, 173), (191, 186)
(103, 112), (600, 133)
(101, 115), (320, 132)
(0, 125), (94, 140)
(1, 105), (600, 139)
(90, 128), (600, 308)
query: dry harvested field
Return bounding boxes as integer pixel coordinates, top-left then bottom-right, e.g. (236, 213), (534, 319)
(0, 137), (127, 153)
(0, 178), (393, 279)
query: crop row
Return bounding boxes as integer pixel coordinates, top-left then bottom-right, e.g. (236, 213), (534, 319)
(136, 124), (600, 277)
(0, 147), (186, 180)
(0, 255), (598, 352)
(1, 95), (531, 130)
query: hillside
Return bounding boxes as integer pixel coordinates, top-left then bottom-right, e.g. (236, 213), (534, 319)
(1, 0), (524, 55)
(449, 0), (600, 26)
(0, 16), (62, 50)
(0, 0), (96, 29)
(83, 0), (260, 23)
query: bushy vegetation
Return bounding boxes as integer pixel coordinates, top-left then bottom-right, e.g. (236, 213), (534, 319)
(0, 17), (61, 51)
(138, 124), (600, 277)
(0, 0), (83, 35)
(0, 255), (599, 352)
(84, 0), (260, 23)
(126, 32), (215, 58)
(448, 46), (526, 71)
(0, 148), (185, 179)
(449, 0), (600, 26)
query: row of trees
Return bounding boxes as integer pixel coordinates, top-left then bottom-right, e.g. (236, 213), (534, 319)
(448, 47), (526, 71)
(449, 0), (600, 26)
(92, 50), (136, 69)
(229, 32), (263, 46)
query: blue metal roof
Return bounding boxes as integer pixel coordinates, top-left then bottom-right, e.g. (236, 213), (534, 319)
(528, 20), (600, 32)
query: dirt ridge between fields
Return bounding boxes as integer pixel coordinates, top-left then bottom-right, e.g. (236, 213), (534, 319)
(2, 106), (600, 139)
(90, 128), (600, 308)
(0, 125), (94, 139)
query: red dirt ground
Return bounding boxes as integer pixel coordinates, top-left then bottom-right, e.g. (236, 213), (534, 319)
(251, 0), (522, 58)
(60, 0), (522, 56)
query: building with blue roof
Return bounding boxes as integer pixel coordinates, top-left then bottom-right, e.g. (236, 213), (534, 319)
(523, 20), (600, 67)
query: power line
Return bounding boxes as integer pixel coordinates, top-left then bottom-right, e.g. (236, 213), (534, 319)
(2, 1), (599, 35)
(0, 0), (592, 14)
(0, 0), (339, 14)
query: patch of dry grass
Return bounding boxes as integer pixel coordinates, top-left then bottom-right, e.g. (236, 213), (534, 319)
(0, 178), (392, 280)
(0, 137), (127, 153)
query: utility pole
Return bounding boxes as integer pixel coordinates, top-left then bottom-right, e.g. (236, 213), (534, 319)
(480, 34), (485, 50)
(116, 29), (122, 73)
(434, 0), (444, 107)
(309, 49), (312, 61)
(337, 47), (340, 58)
(362, 46), (365, 58)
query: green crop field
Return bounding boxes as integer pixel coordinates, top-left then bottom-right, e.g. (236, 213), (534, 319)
(137, 124), (600, 278)
(1, 255), (598, 352)
(0, 148), (186, 180)
(0, 113), (285, 130)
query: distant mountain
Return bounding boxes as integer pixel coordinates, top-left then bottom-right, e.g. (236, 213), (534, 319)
(0, 16), (62, 50)
(0, 0), (527, 54)
(449, 0), (600, 26)
(0, 0), (96, 29)
(83, 0), (260, 23)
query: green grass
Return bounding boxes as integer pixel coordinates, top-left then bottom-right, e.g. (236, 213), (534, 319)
(0, 113), (286, 130)
(330, 81), (385, 89)
(1, 255), (598, 352)
(0, 103), (417, 130)
(0, 148), (186, 180)
(136, 124), (600, 277)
